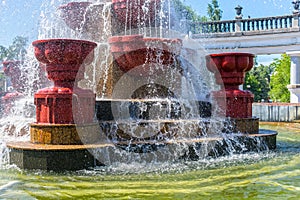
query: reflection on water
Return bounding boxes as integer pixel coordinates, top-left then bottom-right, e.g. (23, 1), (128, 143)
(0, 123), (300, 199)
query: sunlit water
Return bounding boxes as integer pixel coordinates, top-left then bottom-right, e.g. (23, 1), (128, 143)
(0, 123), (298, 199)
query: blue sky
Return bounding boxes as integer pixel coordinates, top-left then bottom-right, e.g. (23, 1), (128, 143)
(184, 0), (293, 20)
(0, 0), (294, 64)
(0, 0), (43, 47)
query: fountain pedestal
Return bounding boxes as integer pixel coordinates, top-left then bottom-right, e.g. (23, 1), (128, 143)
(7, 39), (103, 170)
(206, 53), (254, 119)
(206, 53), (258, 134)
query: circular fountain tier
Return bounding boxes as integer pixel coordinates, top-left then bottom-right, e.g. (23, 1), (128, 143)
(99, 117), (260, 142)
(108, 35), (182, 77)
(95, 99), (212, 121)
(7, 129), (277, 170)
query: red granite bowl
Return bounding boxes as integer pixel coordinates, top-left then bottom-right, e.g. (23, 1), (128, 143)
(59, 2), (92, 30)
(32, 39), (97, 82)
(112, 0), (161, 28)
(109, 35), (182, 76)
(205, 52), (254, 86)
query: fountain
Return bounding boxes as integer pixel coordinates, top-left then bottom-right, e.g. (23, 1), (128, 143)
(6, 39), (103, 170)
(5, 0), (277, 171)
(2, 61), (24, 105)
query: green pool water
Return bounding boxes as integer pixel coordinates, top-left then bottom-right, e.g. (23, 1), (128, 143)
(1, 123), (300, 200)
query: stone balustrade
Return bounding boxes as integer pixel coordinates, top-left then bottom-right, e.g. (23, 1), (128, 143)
(187, 14), (299, 35)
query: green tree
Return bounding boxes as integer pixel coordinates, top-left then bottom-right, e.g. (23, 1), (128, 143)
(269, 54), (291, 102)
(244, 64), (274, 102)
(172, 0), (207, 22)
(0, 36), (28, 62)
(207, 0), (223, 21)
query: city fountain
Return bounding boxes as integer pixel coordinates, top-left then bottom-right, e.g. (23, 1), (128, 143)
(4, 0), (277, 171)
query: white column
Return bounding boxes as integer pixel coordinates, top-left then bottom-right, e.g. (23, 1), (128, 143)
(287, 51), (300, 103)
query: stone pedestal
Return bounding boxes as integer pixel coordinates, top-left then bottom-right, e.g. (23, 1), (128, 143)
(287, 51), (300, 103)
(206, 53), (254, 119)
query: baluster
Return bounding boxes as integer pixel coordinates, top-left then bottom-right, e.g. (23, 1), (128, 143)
(284, 17), (288, 28)
(204, 23), (208, 33)
(242, 20), (245, 31)
(255, 20), (259, 30)
(190, 22), (193, 33)
(260, 20), (264, 30)
(233, 21), (236, 32)
(251, 20), (254, 31)
(265, 19), (269, 30)
(280, 18), (283, 28)
(205, 23), (209, 33)
(270, 18), (273, 29)
(227, 22), (230, 32)
(214, 22), (218, 33)
(218, 22), (222, 32)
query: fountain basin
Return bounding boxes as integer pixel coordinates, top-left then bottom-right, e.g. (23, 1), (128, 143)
(109, 35), (182, 76)
(2, 60), (25, 92)
(206, 52), (254, 88)
(32, 39), (96, 84)
(112, 0), (161, 28)
(59, 2), (92, 30)
(59, 2), (108, 41)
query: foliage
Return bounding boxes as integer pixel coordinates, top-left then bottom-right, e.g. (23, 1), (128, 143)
(207, 0), (223, 21)
(269, 54), (291, 102)
(172, 0), (207, 22)
(0, 36), (28, 62)
(243, 63), (274, 102)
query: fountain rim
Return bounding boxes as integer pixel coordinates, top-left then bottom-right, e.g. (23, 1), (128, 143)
(206, 52), (255, 58)
(108, 34), (182, 44)
(58, 1), (92, 10)
(111, 0), (161, 6)
(32, 38), (97, 47)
